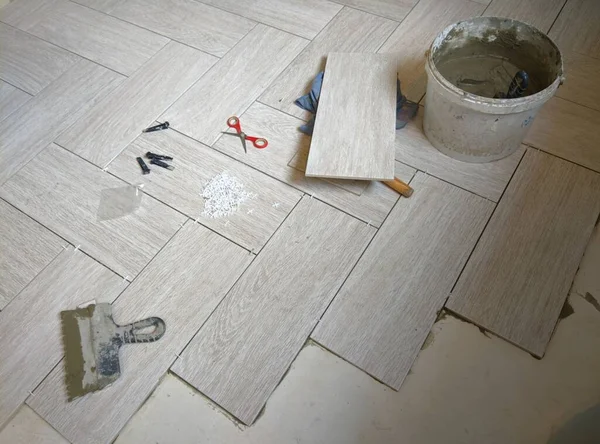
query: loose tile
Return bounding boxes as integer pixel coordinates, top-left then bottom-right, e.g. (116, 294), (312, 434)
(172, 197), (376, 424)
(111, 0), (255, 57)
(525, 96), (600, 172)
(0, 22), (78, 94)
(28, 222), (252, 444)
(3, 0), (169, 76)
(378, 0), (486, 102)
(395, 106), (525, 201)
(198, 0), (341, 39)
(0, 247), (126, 428)
(0, 145), (186, 279)
(108, 129), (302, 252)
(0, 60), (123, 185)
(163, 25), (308, 147)
(0, 81), (30, 122)
(573, 224), (600, 300)
(212, 102), (415, 227)
(0, 199), (65, 310)
(57, 41), (216, 168)
(259, 7), (398, 120)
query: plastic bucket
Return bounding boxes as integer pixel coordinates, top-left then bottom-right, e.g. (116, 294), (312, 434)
(423, 17), (564, 163)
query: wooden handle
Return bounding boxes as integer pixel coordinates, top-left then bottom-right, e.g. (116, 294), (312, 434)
(383, 178), (413, 197)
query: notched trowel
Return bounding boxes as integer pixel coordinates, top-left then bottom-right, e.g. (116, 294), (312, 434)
(61, 303), (166, 401)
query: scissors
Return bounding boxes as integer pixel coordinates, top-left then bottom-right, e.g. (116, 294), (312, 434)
(222, 116), (268, 153)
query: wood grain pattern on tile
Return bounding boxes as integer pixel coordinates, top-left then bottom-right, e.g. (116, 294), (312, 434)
(0, 248), (126, 429)
(333, 0), (416, 21)
(0, 145), (186, 279)
(111, 0), (255, 57)
(0, 199), (65, 310)
(199, 0), (341, 39)
(556, 51), (600, 112)
(3, 0), (169, 76)
(483, 0), (566, 32)
(0, 60), (123, 185)
(163, 25), (307, 147)
(259, 7), (398, 120)
(212, 102), (415, 226)
(524, 96), (600, 172)
(0, 22), (78, 94)
(312, 173), (493, 389)
(28, 222), (251, 444)
(288, 144), (369, 195)
(108, 129), (302, 252)
(396, 107), (525, 201)
(378, 0), (486, 102)
(71, 0), (125, 13)
(306, 53), (397, 180)
(172, 197), (376, 425)
(0, 81), (30, 122)
(447, 149), (600, 357)
(549, 0), (600, 58)
(57, 42), (216, 168)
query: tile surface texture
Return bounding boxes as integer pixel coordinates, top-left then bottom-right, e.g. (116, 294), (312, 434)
(2, 0), (169, 76)
(212, 102), (413, 227)
(0, 60), (123, 185)
(313, 173), (494, 389)
(0, 22), (78, 94)
(549, 0), (600, 58)
(525, 96), (600, 172)
(447, 149), (600, 357)
(333, 0), (417, 21)
(172, 197), (376, 425)
(110, 0), (255, 57)
(483, 0), (566, 32)
(259, 7), (398, 121)
(395, 107), (525, 201)
(0, 248), (126, 428)
(108, 129), (302, 252)
(306, 53), (397, 180)
(57, 41), (216, 167)
(0, 81), (30, 122)
(0, 145), (186, 279)
(197, 0), (342, 39)
(378, 0), (486, 101)
(0, 199), (65, 310)
(555, 51), (600, 112)
(163, 25), (308, 147)
(28, 222), (251, 444)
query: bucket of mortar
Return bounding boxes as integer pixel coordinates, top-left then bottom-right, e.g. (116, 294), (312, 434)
(423, 17), (564, 163)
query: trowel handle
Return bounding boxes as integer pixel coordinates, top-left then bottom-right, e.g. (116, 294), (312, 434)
(120, 317), (166, 343)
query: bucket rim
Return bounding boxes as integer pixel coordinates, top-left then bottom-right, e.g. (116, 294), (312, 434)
(426, 16), (564, 112)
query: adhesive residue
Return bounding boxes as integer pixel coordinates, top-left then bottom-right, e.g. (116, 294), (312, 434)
(201, 172), (256, 218)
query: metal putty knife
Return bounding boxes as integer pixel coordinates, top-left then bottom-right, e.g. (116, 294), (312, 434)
(61, 303), (165, 401)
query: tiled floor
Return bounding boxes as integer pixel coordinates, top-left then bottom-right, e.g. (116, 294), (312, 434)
(1, 0), (600, 443)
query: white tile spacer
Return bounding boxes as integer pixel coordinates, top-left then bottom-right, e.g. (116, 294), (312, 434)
(195, 216), (200, 224)
(272, 202), (281, 208)
(74, 244), (81, 252)
(62, 244), (69, 250)
(27, 390), (35, 397)
(247, 209), (254, 215)
(175, 352), (182, 360)
(367, 220), (372, 227)
(123, 276), (129, 283)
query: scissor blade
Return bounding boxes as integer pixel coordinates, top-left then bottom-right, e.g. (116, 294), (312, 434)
(241, 135), (247, 154)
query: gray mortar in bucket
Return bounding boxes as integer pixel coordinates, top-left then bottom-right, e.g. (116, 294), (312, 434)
(423, 17), (564, 163)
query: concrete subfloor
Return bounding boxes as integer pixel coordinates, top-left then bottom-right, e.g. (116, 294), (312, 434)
(2, 224), (599, 444)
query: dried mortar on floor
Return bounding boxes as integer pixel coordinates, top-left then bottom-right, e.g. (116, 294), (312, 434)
(201, 172), (256, 218)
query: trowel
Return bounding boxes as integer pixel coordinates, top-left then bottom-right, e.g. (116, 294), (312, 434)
(61, 303), (166, 401)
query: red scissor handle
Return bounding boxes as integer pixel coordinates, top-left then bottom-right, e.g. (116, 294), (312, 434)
(226, 116), (268, 149)
(227, 116), (242, 133)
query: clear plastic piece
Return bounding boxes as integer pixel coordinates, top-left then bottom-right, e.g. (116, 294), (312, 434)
(97, 184), (143, 221)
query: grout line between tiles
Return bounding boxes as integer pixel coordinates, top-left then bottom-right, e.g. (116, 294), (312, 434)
(546, 0), (569, 35)
(521, 142), (600, 175)
(328, 2), (406, 23)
